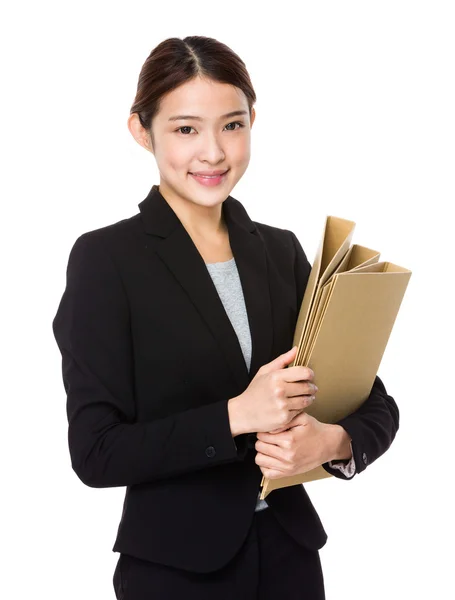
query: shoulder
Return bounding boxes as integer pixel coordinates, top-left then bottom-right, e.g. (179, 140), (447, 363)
(68, 211), (142, 266)
(252, 219), (301, 262)
(254, 220), (293, 243)
(249, 217), (311, 275)
(75, 211), (141, 247)
(227, 193), (301, 258)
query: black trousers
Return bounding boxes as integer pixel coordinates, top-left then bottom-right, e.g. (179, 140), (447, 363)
(113, 506), (326, 599)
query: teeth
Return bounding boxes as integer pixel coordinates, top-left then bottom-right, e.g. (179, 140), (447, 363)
(192, 173), (224, 178)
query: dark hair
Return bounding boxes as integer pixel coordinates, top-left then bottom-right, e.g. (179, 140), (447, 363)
(130, 36), (256, 143)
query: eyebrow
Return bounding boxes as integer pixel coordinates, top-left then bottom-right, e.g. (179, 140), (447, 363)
(168, 110), (248, 122)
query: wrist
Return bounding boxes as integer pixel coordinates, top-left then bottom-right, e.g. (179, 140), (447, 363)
(326, 424), (353, 462)
(227, 395), (248, 437)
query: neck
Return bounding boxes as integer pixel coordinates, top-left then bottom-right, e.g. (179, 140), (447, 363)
(158, 182), (227, 239)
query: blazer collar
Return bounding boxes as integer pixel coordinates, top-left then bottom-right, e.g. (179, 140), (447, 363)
(138, 184), (273, 391)
(138, 184), (257, 237)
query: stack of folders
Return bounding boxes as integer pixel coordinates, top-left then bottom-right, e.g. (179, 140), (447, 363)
(259, 216), (412, 500)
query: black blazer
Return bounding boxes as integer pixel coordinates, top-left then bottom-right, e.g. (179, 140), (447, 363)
(52, 184), (399, 573)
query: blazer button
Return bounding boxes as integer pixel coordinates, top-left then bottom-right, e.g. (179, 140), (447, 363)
(362, 452), (368, 465)
(205, 446), (216, 458)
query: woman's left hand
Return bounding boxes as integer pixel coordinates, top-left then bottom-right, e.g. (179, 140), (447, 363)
(255, 411), (335, 480)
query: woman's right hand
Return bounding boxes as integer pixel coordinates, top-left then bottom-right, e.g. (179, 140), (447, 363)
(232, 346), (318, 434)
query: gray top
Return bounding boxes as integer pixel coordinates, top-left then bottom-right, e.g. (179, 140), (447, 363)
(205, 257), (269, 512)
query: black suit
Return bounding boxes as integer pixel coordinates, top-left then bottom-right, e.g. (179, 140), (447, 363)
(52, 184), (399, 574)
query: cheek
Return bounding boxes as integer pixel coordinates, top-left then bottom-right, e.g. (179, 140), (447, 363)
(156, 138), (192, 169)
(238, 136), (251, 161)
(231, 137), (251, 164)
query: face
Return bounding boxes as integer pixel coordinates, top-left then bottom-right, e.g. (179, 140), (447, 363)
(128, 76), (255, 215)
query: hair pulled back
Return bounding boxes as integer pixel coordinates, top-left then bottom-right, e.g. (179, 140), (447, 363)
(130, 36), (257, 137)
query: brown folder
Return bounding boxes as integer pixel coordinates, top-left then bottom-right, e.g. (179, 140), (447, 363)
(260, 216), (412, 499)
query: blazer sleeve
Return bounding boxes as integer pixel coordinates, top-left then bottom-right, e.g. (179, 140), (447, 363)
(52, 233), (249, 489)
(287, 229), (400, 480)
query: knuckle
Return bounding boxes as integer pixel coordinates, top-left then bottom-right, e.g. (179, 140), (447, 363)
(276, 397), (287, 412)
(270, 371), (280, 384)
(304, 367), (314, 380)
(281, 408), (289, 423)
(285, 451), (295, 465)
(274, 384), (285, 399)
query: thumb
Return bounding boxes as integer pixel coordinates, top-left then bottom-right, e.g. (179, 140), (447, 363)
(262, 346), (298, 374)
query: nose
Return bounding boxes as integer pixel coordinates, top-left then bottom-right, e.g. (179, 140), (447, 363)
(197, 132), (225, 164)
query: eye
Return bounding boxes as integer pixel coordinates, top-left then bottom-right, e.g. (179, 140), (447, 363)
(176, 126), (195, 135)
(225, 121), (245, 131)
(175, 121), (245, 135)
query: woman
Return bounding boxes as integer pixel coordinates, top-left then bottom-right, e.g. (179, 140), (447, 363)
(52, 36), (399, 599)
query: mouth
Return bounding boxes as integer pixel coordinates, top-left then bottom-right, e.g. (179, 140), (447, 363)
(189, 170), (229, 186)
(189, 170), (229, 178)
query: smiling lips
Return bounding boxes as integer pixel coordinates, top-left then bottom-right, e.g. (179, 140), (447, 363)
(189, 170), (229, 186)
(189, 169), (228, 178)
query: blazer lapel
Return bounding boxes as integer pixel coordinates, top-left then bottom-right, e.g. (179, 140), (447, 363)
(138, 185), (273, 391)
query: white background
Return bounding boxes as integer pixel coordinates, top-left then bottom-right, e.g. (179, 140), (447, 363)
(2, 1), (454, 598)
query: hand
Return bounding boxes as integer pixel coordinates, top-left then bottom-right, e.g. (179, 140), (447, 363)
(254, 411), (334, 480)
(232, 346), (317, 433)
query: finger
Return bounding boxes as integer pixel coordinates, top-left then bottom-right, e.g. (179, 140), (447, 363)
(260, 346), (297, 375)
(286, 395), (315, 413)
(287, 380), (318, 399)
(260, 467), (283, 480)
(268, 426), (289, 434)
(283, 365), (315, 382)
(257, 431), (287, 443)
(287, 410), (310, 424)
(255, 437), (290, 457)
(255, 440), (286, 460)
(255, 449), (289, 471)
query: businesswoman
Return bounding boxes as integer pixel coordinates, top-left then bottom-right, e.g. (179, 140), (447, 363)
(52, 36), (399, 599)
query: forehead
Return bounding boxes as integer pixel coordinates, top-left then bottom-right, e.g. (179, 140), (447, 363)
(158, 77), (248, 119)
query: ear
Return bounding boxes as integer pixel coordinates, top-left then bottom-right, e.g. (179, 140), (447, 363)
(127, 113), (154, 154)
(250, 106), (256, 128)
